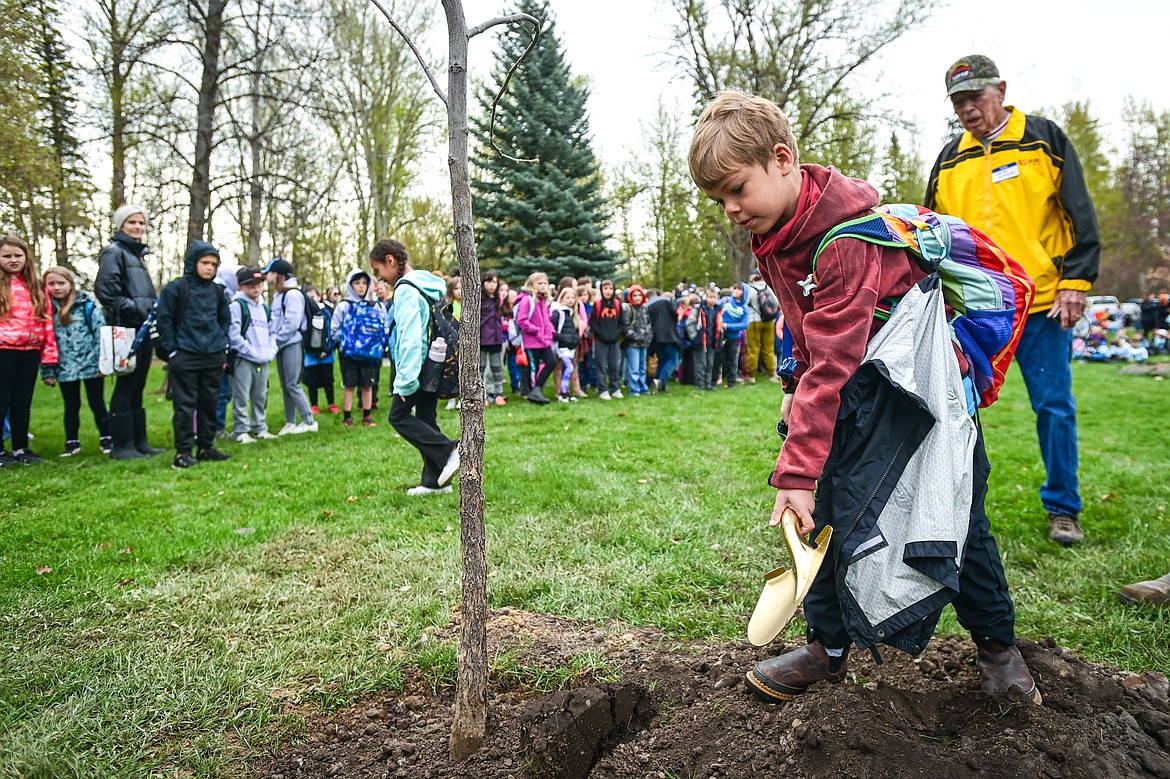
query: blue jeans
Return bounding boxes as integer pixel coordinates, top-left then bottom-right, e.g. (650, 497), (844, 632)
(625, 346), (648, 394)
(655, 344), (681, 389)
(1014, 312), (1081, 517)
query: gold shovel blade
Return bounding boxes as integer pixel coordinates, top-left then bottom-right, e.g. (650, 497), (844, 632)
(747, 567), (798, 646)
(745, 509), (833, 646)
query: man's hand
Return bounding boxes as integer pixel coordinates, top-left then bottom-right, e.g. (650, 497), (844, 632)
(780, 392), (793, 421)
(771, 489), (815, 534)
(1048, 289), (1087, 330)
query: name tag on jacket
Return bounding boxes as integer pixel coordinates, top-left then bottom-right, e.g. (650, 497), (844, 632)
(992, 162), (1020, 184)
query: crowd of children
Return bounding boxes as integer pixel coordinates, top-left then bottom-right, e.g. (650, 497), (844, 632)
(0, 209), (789, 470)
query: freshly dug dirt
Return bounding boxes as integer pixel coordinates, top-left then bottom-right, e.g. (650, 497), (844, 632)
(255, 608), (1170, 779)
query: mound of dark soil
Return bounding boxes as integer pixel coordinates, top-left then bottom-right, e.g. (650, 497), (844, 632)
(255, 609), (1170, 779)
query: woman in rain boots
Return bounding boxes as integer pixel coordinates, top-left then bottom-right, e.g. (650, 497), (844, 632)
(95, 205), (164, 459)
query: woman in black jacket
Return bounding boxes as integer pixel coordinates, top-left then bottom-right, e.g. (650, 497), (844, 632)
(94, 205), (163, 459)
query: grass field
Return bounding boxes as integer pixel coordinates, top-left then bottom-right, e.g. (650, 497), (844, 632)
(1, 360), (1168, 777)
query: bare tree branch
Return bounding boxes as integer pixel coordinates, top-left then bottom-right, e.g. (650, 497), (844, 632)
(465, 12), (536, 38)
(480, 13), (541, 163)
(367, 0), (448, 105)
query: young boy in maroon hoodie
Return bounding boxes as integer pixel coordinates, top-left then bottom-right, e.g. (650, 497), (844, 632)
(688, 91), (1037, 705)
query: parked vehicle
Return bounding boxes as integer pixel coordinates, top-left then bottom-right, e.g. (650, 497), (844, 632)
(1086, 295), (1120, 321)
(1121, 299), (1142, 325)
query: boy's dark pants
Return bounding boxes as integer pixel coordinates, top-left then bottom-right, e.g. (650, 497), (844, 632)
(803, 428), (1017, 650)
(390, 390), (456, 488)
(170, 351), (226, 454)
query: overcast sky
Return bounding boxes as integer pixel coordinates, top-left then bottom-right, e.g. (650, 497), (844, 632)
(443, 0), (1168, 172)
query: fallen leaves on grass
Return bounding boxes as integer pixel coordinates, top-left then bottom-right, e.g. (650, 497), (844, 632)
(35, 566), (52, 575)
(235, 527), (256, 536)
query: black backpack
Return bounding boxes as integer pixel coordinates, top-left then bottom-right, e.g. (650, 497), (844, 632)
(395, 279), (460, 398)
(283, 288), (328, 358)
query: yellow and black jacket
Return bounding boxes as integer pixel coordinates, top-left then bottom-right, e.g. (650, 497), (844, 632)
(925, 107), (1100, 314)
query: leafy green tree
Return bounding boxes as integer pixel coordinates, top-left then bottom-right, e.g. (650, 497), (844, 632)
(321, 0), (436, 244)
(0, 0), (49, 239)
(879, 131), (926, 205)
(471, 0), (618, 282)
(1101, 100), (1170, 297)
(668, 0), (933, 272)
(612, 102), (729, 287)
(36, 0), (94, 269)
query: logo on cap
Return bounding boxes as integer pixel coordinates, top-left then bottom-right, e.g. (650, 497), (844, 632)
(949, 64), (974, 84)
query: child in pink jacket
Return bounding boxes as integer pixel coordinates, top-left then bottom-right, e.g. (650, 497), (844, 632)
(1, 236), (58, 466)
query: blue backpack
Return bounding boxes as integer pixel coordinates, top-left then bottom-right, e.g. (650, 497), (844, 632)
(339, 300), (387, 362)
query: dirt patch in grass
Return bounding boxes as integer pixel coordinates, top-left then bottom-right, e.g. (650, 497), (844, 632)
(254, 608), (1170, 779)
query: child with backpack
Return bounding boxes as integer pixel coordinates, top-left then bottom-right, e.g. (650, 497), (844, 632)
(479, 271), (508, 406)
(744, 272), (781, 383)
(514, 272), (556, 405)
(156, 241), (231, 469)
(692, 287), (724, 390)
(718, 282), (751, 388)
(620, 285), (653, 395)
(331, 269), (385, 427)
(302, 286), (338, 417)
(228, 267), (277, 443)
(41, 266), (111, 456)
(0, 236), (58, 466)
(369, 238), (459, 496)
(550, 286), (581, 403)
(263, 258), (317, 434)
(589, 279), (624, 400)
(689, 90), (1037, 706)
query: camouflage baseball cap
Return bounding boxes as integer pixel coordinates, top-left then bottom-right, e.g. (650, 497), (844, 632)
(944, 55), (1001, 97)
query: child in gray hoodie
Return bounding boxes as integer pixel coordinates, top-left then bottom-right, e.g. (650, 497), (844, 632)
(229, 267), (278, 443)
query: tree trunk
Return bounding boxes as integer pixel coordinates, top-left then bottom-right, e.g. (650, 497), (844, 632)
(248, 51), (264, 266)
(109, 3), (127, 213)
(187, 0), (228, 245)
(442, 0), (488, 763)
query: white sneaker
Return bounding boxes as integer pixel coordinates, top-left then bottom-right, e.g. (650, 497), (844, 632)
(599, 391), (611, 401)
(234, 433), (257, 444)
(254, 430), (276, 440)
(445, 398), (458, 410)
(612, 390), (624, 399)
(407, 485), (453, 496)
(295, 421), (319, 433)
(277, 423), (299, 436)
(438, 446), (461, 486)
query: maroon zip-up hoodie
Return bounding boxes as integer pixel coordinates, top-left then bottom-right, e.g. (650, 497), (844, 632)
(752, 164), (925, 491)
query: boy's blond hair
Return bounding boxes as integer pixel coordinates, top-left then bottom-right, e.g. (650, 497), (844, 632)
(688, 91), (799, 190)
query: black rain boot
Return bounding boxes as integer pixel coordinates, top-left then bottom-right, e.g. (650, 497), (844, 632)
(132, 408), (165, 456)
(109, 412), (149, 460)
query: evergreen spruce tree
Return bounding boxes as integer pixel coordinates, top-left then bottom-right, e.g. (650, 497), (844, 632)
(471, 0), (618, 281)
(36, 0), (93, 268)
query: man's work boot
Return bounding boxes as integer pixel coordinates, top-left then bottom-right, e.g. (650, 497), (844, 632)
(976, 640), (1042, 705)
(1118, 573), (1170, 606)
(744, 640), (847, 704)
(1047, 513), (1084, 546)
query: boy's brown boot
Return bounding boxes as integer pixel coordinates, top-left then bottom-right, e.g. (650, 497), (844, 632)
(1118, 573), (1170, 606)
(744, 640), (847, 704)
(975, 640), (1041, 704)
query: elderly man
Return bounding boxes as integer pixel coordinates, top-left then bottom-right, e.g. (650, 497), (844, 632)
(926, 55), (1100, 546)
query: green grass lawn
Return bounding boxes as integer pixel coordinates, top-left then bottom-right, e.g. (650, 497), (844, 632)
(1, 361), (1167, 777)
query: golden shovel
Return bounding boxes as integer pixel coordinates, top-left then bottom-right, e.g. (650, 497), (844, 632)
(747, 508), (833, 646)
